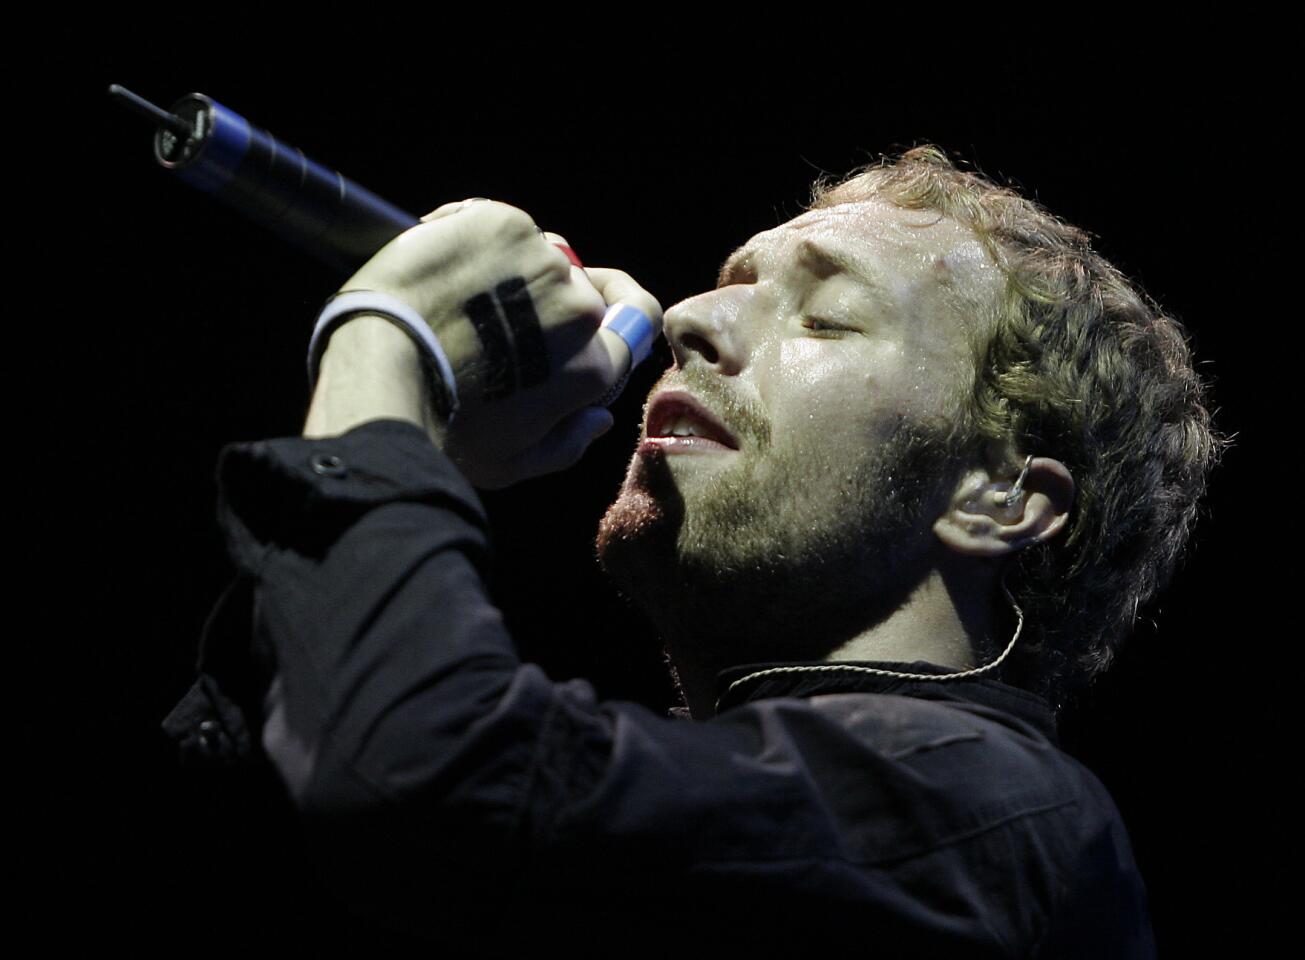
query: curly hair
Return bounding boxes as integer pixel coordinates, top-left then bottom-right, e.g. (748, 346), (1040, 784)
(810, 146), (1222, 706)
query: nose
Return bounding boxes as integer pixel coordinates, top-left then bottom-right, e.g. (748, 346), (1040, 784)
(662, 287), (749, 375)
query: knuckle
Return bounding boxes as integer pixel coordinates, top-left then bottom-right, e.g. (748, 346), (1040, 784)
(538, 280), (600, 328)
(632, 286), (662, 313)
(542, 246), (576, 282)
(493, 203), (539, 237)
(640, 295), (665, 326)
(570, 284), (607, 319)
(463, 201), (536, 239)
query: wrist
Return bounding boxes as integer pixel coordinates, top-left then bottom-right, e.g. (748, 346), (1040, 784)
(304, 315), (448, 447)
(333, 284), (482, 407)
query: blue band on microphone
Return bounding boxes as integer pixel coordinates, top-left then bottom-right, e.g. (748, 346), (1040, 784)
(175, 98), (252, 195)
(601, 303), (655, 369)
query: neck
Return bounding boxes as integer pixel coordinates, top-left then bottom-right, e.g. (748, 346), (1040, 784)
(660, 559), (1000, 720)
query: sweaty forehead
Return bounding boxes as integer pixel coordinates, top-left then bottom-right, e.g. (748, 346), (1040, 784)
(726, 199), (996, 293)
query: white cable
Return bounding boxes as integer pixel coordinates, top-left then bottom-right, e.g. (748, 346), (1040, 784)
(716, 582), (1026, 712)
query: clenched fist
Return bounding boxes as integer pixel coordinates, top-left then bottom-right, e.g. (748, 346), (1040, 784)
(304, 199), (662, 488)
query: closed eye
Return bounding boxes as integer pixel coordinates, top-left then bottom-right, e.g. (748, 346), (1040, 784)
(801, 317), (854, 336)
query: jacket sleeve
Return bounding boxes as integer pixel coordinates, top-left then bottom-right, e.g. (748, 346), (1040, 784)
(167, 418), (1153, 956)
(198, 419), (762, 922)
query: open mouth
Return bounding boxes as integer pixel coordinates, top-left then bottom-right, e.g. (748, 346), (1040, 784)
(642, 390), (740, 453)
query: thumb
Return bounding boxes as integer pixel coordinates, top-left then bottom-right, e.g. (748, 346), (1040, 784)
(504, 406), (615, 482)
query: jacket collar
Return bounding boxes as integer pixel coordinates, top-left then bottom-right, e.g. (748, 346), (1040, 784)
(713, 659), (1058, 742)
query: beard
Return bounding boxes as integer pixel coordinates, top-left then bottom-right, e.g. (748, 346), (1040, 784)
(596, 368), (965, 683)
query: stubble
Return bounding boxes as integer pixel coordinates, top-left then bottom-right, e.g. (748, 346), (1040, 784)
(595, 369), (962, 667)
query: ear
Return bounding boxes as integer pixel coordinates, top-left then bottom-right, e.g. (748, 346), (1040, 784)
(933, 457), (1076, 558)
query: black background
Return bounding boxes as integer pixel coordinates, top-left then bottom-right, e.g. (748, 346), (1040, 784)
(78, 38), (1288, 952)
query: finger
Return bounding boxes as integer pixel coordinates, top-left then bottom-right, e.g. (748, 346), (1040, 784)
(597, 326), (634, 383)
(462, 334), (610, 451)
(593, 301), (660, 389)
(505, 405), (615, 481)
(530, 230), (604, 335)
(537, 334), (616, 416)
(539, 229), (585, 270)
(582, 267), (664, 334)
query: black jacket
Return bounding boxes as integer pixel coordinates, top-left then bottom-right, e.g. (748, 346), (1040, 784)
(165, 419), (1155, 958)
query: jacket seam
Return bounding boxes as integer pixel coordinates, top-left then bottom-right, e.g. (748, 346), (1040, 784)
(683, 796), (1078, 869)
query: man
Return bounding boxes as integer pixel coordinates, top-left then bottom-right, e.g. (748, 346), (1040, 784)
(166, 147), (1216, 956)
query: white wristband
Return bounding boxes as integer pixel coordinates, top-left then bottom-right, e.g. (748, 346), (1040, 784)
(308, 290), (460, 421)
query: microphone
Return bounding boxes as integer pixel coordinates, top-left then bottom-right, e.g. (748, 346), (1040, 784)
(110, 85), (657, 398)
(108, 85), (418, 272)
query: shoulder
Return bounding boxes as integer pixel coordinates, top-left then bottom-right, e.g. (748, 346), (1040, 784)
(713, 690), (1104, 862)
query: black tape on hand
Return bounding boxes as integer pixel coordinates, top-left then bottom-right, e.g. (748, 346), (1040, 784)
(495, 277), (549, 389)
(462, 276), (552, 399)
(463, 289), (517, 399)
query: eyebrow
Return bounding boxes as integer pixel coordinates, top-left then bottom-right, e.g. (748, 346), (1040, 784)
(797, 240), (885, 289)
(717, 246), (753, 288)
(716, 239), (883, 290)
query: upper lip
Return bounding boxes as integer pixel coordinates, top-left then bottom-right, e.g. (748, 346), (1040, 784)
(644, 390), (740, 449)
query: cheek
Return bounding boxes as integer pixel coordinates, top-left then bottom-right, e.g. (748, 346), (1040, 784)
(759, 341), (909, 462)
(773, 338), (924, 431)
(776, 338), (848, 391)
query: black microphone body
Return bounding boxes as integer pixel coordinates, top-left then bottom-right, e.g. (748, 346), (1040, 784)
(145, 91), (418, 272)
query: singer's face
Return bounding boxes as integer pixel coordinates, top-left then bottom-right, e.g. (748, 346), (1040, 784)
(597, 200), (1000, 625)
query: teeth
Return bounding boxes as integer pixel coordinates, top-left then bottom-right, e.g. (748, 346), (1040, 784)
(665, 416), (703, 438)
